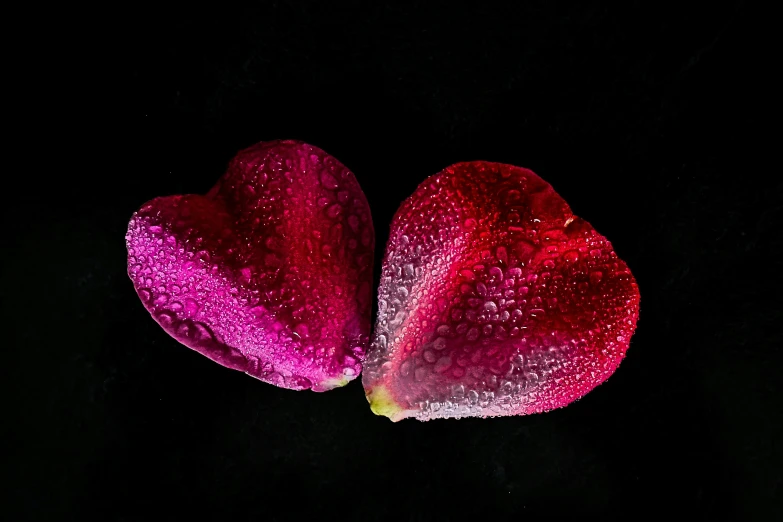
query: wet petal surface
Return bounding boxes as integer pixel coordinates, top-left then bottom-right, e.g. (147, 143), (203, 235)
(126, 140), (374, 391)
(363, 161), (639, 420)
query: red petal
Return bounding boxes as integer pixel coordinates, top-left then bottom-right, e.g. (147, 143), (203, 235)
(363, 162), (639, 420)
(126, 140), (374, 391)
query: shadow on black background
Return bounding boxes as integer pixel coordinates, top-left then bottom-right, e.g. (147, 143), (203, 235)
(4, 1), (780, 520)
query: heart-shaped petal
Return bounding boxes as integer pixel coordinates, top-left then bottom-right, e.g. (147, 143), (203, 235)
(126, 140), (374, 391)
(363, 162), (639, 420)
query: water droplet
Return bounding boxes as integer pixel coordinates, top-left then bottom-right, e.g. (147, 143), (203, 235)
(290, 375), (313, 389)
(294, 323), (309, 338)
(479, 391), (494, 407)
(434, 356), (452, 372)
(496, 246), (508, 264)
(157, 311), (176, 326)
(183, 298), (199, 315)
(266, 372), (285, 386)
(193, 322), (213, 342)
(460, 269), (476, 281)
(390, 310), (406, 326)
(326, 203), (342, 219)
(320, 172), (339, 190)
(488, 266), (503, 281)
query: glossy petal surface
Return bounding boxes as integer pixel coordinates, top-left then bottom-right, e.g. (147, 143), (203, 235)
(126, 140), (374, 391)
(363, 162), (639, 420)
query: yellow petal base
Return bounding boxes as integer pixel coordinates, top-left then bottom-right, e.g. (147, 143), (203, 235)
(366, 385), (416, 422)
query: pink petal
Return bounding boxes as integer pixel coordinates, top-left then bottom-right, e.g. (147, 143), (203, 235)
(126, 140), (374, 391)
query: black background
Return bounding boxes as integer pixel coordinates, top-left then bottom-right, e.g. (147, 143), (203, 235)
(5, 1), (781, 520)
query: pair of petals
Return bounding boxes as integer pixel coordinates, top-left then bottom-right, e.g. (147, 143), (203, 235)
(126, 140), (639, 421)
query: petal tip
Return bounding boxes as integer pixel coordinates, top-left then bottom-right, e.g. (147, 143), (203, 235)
(365, 385), (412, 422)
(313, 375), (352, 392)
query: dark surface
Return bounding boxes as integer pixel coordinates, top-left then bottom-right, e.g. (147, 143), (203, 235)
(5, 2), (780, 520)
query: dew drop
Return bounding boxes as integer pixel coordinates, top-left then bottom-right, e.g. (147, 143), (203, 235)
(326, 203), (343, 219)
(488, 266), (503, 281)
(496, 246), (508, 264)
(434, 356), (452, 372)
(320, 172), (339, 190)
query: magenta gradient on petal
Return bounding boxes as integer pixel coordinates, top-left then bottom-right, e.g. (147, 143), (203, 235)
(126, 140), (374, 391)
(362, 161), (640, 420)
